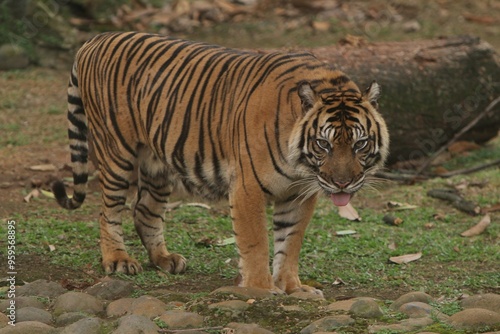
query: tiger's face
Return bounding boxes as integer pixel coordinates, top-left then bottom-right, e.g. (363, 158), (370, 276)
(290, 80), (389, 206)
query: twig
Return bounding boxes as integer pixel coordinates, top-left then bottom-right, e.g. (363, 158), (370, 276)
(375, 171), (428, 182)
(158, 327), (225, 333)
(414, 95), (500, 178)
(427, 188), (481, 216)
(437, 159), (500, 178)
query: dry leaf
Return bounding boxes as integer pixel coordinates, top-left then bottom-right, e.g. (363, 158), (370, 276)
(183, 202), (211, 210)
(29, 164), (57, 171)
(338, 202), (361, 221)
(246, 298), (256, 304)
(482, 203), (500, 214)
(335, 230), (357, 236)
(40, 189), (55, 199)
(48, 244), (56, 252)
(424, 222), (435, 229)
(389, 252), (422, 264)
(23, 188), (40, 203)
(387, 242), (397, 250)
(460, 214), (491, 237)
(332, 277), (346, 285)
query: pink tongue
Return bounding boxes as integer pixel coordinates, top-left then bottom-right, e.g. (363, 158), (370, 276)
(331, 192), (351, 207)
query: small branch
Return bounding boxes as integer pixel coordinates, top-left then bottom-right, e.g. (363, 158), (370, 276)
(375, 171), (428, 182)
(414, 95), (500, 178)
(427, 188), (481, 216)
(437, 159), (500, 178)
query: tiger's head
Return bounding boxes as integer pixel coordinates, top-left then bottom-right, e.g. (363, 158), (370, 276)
(289, 77), (389, 206)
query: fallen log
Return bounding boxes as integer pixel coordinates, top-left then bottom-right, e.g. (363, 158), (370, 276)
(300, 36), (500, 165)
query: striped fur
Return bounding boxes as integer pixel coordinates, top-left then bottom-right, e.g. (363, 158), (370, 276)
(53, 32), (389, 295)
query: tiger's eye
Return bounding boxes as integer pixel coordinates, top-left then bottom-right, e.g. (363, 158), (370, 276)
(354, 139), (368, 151)
(315, 139), (331, 151)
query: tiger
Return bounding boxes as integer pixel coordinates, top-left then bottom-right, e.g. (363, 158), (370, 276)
(52, 31), (389, 295)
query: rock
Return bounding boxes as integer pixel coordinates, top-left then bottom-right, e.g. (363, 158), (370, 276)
(55, 312), (88, 326)
(16, 279), (67, 299)
(226, 322), (275, 334)
(53, 291), (105, 316)
(208, 300), (250, 313)
(129, 295), (168, 319)
(461, 293), (500, 314)
(0, 321), (55, 334)
(0, 44), (30, 71)
(349, 298), (383, 318)
(0, 313), (8, 328)
(105, 295), (168, 319)
(60, 317), (102, 334)
(0, 297), (45, 311)
(368, 323), (408, 333)
(400, 316), (434, 330)
(448, 308), (500, 330)
(327, 299), (357, 311)
(112, 314), (160, 334)
(16, 307), (52, 324)
(107, 298), (135, 317)
(300, 315), (355, 334)
(211, 286), (275, 299)
(391, 292), (434, 310)
(158, 310), (204, 329)
(289, 291), (325, 300)
(85, 278), (134, 300)
(399, 302), (433, 318)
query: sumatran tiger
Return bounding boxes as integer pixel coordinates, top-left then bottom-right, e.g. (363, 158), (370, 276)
(52, 31), (389, 295)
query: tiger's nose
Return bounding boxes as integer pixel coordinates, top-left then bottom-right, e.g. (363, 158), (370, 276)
(333, 180), (351, 189)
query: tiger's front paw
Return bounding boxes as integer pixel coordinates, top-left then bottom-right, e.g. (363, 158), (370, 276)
(102, 255), (143, 275)
(289, 285), (324, 297)
(153, 253), (187, 274)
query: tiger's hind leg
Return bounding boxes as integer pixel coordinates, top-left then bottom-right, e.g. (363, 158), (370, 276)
(272, 195), (323, 296)
(134, 152), (186, 274)
(98, 160), (143, 275)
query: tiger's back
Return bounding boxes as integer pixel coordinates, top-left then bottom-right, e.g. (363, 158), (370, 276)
(54, 32), (388, 294)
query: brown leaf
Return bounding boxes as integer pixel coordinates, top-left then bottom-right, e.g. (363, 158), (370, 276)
(23, 188), (40, 203)
(482, 203), (500, 214)
(389, 252), (422, 264)
(338, 202), (361, 221)
(460, 214), (491, 237)
(448, 140), (481, 155)
(387, 242), (397, 250)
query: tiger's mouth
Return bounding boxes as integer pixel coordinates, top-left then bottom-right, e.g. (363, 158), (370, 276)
(330, 192), (352, 207)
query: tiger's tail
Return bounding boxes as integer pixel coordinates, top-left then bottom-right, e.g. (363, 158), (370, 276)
(52, 62), (88, 210)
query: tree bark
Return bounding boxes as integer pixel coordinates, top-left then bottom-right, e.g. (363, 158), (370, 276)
(297, 36), (500, 165)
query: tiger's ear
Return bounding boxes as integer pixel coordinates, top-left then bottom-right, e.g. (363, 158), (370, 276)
(364, 80), (381, 109)
(298, 81), (317, 113)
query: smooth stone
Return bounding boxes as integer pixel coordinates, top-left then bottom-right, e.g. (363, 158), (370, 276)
(461, 293), (500, 314)
(55, 312), (88, 326)
(60, 317), (101, 334)
(129, 295), (168, 319)
(211, 286), (275, 299)
(0, 313), (8, 328)
(0, 321), (55, 334)
(349, 298), (383, 319)
(107, 298), (135, 317)
(0, 297), (45, 311)
(400, 317), (434, 329)
(369, 323), (408, 333)
(300, 315), (355, 334)
(208, 300), (250, 313)
(85, 278), (134, 300)
(53, 291), (104, 316)
(112, 314), (160, 334)
(17, 279), (67, 299)
(327, 299), (357, 312)
(226, 322), (275, 334)
(448, 308), (500, 329)
(107, 296), (168, 319)
(399, 302), (433, 318)
(158, 310), (204, 329)
(16, 307), (52, 324)
(289, 291), (325, 300)
(391, 292), (434, 310)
